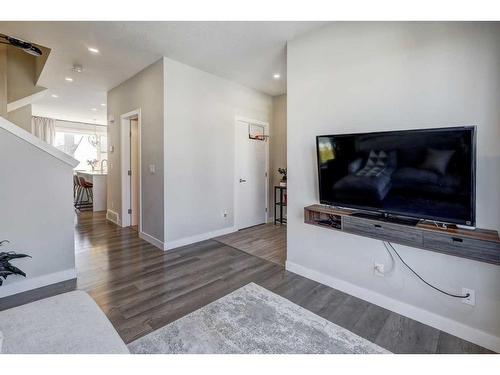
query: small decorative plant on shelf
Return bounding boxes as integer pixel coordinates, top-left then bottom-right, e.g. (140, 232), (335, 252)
(87, 158), (99, 172)
(278, 168), (287, 187)
(0, 240), (31, 286)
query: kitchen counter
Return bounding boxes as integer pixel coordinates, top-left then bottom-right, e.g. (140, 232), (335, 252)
(76, 171), (107, 212)
(76, 170), (107, 176)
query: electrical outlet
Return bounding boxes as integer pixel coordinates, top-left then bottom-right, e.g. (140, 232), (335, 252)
(223, 209), (228, 219)
(462, 288), (476, 306)
(374, 262), (385, 277)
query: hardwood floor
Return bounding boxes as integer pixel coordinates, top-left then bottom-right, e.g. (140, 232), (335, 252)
(215, 222), (286, 266)
(73, 211), (493, 353)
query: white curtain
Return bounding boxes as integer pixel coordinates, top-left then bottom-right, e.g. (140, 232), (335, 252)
(31, 116), (56, 145)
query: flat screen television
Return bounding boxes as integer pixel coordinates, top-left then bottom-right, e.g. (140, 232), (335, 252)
(316, 126), (476, 226)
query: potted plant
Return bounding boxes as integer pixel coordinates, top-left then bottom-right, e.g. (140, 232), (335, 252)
(0, 240), (30, 286)
(278, 167), (287, 187)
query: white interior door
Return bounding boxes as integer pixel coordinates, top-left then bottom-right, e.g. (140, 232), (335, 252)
(235, 120), (267, 229)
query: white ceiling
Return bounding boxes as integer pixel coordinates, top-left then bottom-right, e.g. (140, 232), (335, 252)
(0, 21), (328, 125)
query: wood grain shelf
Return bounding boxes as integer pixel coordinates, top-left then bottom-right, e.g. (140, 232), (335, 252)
(304, 204), (500, 266)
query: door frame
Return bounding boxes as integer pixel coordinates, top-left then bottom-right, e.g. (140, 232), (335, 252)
(233, 116), (270, 231)
(120, 109), (142, 230)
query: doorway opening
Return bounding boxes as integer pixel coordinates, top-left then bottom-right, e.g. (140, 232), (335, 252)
(120, 109), (141, 231)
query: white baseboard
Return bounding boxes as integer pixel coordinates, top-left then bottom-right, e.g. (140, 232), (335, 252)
(164, 226), (236, 251)
(139, 231), (164, 250)
(0, 268), (77, 299)
(106, 209), (121, 226)
(285, 260), (500, 353)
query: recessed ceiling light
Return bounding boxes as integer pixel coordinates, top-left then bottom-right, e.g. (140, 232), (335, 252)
(273, 73), (281, 79)
(91, 108), (97, 111)
(51, 94), (59, 98)
(100, 103), (106, 107)
(65, 77), (73, 82)
(88, 47), (99, 54)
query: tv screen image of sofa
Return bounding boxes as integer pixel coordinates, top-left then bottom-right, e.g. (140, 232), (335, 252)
(316, 126), (476, 226)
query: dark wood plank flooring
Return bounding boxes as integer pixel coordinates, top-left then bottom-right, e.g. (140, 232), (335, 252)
(73, 212), (493, 353)
(215, 222), (286, 266)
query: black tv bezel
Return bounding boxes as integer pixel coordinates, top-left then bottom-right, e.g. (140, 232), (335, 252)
(316, 126), (477, 227)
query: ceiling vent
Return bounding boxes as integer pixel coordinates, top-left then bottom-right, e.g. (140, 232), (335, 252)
(72, 64), (83, 73)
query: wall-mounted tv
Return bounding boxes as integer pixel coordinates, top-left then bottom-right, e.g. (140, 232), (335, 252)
(316, 126), (476, 226)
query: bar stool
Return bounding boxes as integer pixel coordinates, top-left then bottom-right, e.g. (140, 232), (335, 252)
(79, 176), (93, 202)
(75, 176), (94, 210)
(73, 175), (81, 208)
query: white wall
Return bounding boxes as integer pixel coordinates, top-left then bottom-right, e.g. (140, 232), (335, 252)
(163, 57), (273, 248)
(107, 59), (165, 242)
(0, 125), (76, 298)
(287, 22), (500, 351)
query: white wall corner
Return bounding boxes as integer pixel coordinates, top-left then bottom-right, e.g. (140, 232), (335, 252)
(163, 56), (169, 247)
(285, 260), (500, 353)
(139, 231), (165, 251)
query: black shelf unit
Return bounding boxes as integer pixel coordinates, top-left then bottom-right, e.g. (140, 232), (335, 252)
(274, 185), (287, 225)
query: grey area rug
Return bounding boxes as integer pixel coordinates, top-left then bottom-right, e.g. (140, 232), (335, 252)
(128, 283), (390, 354)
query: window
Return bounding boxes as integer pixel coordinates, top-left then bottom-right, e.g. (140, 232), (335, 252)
(53, 121), (108, 171)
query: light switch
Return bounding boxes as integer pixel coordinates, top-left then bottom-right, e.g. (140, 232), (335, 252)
(109, 145), (114, 153)
(149, 164), (156, 174)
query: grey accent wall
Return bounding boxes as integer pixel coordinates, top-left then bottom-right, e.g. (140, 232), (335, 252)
(287, 22), (500, 351)
(107, 59), (165, 242)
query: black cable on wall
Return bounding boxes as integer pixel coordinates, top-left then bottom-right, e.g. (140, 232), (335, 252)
(384, 241), (470, 299)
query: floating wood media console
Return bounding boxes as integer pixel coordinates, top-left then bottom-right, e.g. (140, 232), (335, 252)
(304, 204), (500, 266)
